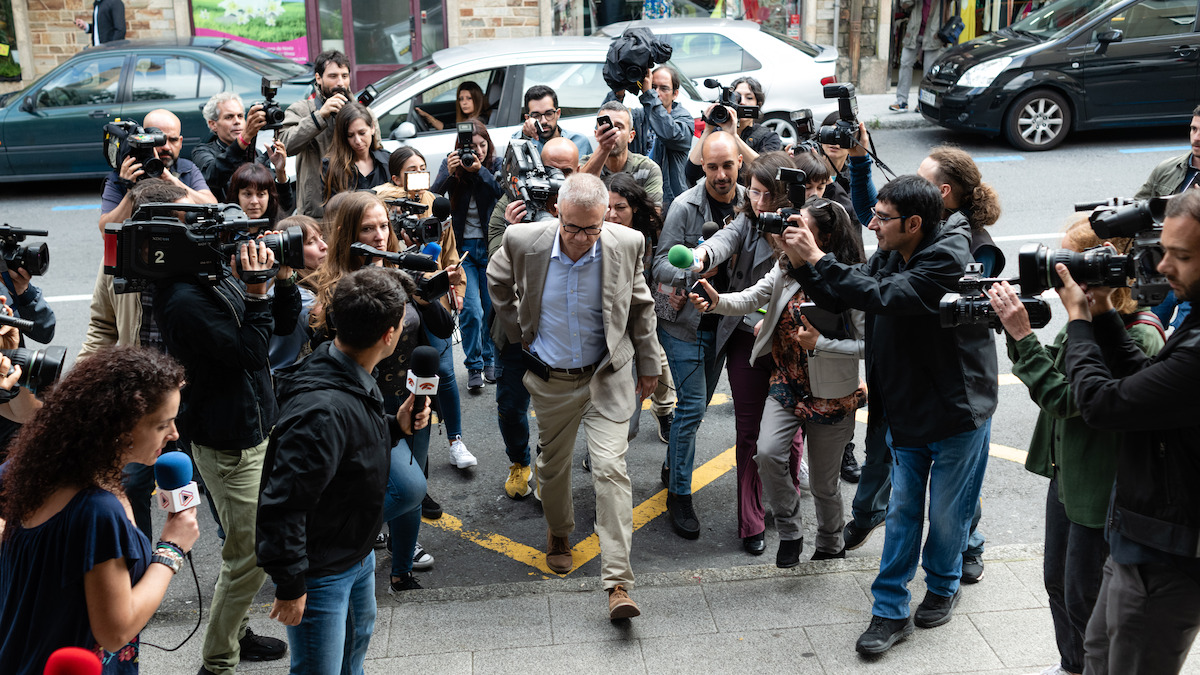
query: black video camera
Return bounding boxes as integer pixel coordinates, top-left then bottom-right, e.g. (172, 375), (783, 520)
(455, 122), (478, 168)
(501, 140), (566, 223)
(3, 346), (67, 395)
(103, 203), (304, 293)
(385, 198), (443, 245)
(816, 83), (859, 149)
(602, 26), (673, 93)
(701, 78), (760, 127)
(255, 77), (286, 131)
(103, 120), (167, 179)
(0, 224), (49, 276)
(349, 242), (450, 302)
(756, 167), (809, 235)
(939, 262), (1053, 331)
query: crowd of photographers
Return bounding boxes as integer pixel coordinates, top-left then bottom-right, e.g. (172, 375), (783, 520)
(0, 40), (1198, 675)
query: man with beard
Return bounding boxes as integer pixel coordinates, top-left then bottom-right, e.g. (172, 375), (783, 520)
(513, 85), (593, 156)
(580, 101), (663, 207)
(98, 108), (215, 231)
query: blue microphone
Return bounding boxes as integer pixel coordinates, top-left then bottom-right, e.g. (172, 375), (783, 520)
(420, 242), (442, 260)
(155, 452), (199, 513)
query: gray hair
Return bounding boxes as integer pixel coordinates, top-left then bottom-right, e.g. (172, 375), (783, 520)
(202, 92), (245, 123)
(557, 173), (609, 212)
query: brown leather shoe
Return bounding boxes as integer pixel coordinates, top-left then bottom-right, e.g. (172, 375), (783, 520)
(546, 530), (572, 574)
(607, 584), (641, 619)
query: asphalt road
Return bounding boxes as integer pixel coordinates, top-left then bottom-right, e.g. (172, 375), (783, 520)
(0, 122), (1188, 612)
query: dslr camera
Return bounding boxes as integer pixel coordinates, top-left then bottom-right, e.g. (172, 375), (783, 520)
(255, 77), (286, 131)
(816, 83), (860, 149)
(103, 120), (167, 179)
(789, 109), (822, 156)
(455, 122), (478, 168)
(0, 224), (49, 276)
(385, 197), (443, 246)
(756, 167), (809, 235)
(349, 242), (450, 302)
(501, 140), (566, 223)
(103, 203), (304, 293)
(939, 263), (1053, 331)
(701, 78), (760, 127)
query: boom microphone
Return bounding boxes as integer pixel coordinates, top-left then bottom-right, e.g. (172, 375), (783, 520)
(406, 345), (440, 427)
(155, 451), (199, 513)
(44, 647), (102, 675)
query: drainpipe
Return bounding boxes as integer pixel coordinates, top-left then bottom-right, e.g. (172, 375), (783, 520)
(831, 0), (841, 53)
(849, 0), (863, 82)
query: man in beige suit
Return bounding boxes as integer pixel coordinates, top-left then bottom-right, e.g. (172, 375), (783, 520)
(488, 172), (660, 620)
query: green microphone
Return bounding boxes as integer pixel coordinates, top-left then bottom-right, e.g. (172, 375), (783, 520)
(668, 244), (703, 272)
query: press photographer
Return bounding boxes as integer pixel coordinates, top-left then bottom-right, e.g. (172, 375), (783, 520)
(581, 102), (664, 207)
(684, 77), (781, 188)
(1052, 189), (1200, 674)
(488, 138), (579, 255)
(98, 109), (216, 232)
(192, 90), (294, 210)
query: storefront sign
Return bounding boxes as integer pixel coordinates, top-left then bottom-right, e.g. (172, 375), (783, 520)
(192, 0), (308, 63)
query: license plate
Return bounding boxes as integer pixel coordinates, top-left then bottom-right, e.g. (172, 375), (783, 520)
(919, 89), (937, 107)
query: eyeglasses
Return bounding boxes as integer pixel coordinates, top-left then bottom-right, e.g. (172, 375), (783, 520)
(562, 223), (602, 235)
(652, 84), (674, 93)
(747, 188), (772, 202)
(526, 109), (559, 121)
(870, 208), (905, 223)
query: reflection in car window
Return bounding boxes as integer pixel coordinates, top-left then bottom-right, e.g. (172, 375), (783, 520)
(524, 63), (607, 118)
(36, 56), (124, 108)
(1097, 0), (1197, 39)
(132, 56), (208, 101)
(216, 41), (309, 77)
(1010, 0), (1124, 38)
(665, 33), (747, 77)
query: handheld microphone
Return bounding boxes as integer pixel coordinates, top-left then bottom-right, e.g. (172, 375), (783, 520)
(431, 196), (452, 221)
(406, 345), (440, 426)
(420, 242), (442, 260)
(350, 242), (439, 272)
(44, 647), (101, 675)
(667, 244), (704, 273)
(700, 220), (720, 242)
(155, 451), (199, 513)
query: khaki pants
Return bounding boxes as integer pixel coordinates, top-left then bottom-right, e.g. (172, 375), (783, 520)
(524, 370), (634, 589)
(648, 347), (676, 418)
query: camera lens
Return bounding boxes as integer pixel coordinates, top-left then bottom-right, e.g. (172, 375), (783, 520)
(756, 213), (786, 236)
(261, 226), (306, 270)
(142, 156), (165, 179)
(707, 105), (730, 125)
(16, 242), (49, 276)
(1017, 243), (1131, 293)
(2, 346), (67, 395)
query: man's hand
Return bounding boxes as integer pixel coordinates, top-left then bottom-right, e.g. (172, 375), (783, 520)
(688, 279), (718, 312)
(0, 355), (19, 392)
(74, 17), (88, 30)
(118, 155), (144, 183)
(641, 69), (653, 95)
(269, 595), (306, 626)
(258, 231), (293, 281)
(796, 314), (820, 350)
(319, 92), (348, 120)
(234, 239), (276, 296)
(0, 300), (20, 352)
(505, 199), (528, 224)
(8, 267), (31, 297)
(1054, 263), (1092, 322)
(1088, 286), (1116, 315)
(636, 374), (658, 401)
(988, 281), (1033, 340)
(444, 264), (463, 289)
(781, 217), (824, 266)
(595, 124), (619, 155)
(242, 105), (267, 145)
(396, 392), (431, 436)
(667, 287), (687, 311)
(269, 139), (287, 179)
(521, 116), (540, 139)
(848, 122), (871, 158)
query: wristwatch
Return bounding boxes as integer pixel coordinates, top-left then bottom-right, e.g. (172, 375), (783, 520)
(151, 552), (182, 574)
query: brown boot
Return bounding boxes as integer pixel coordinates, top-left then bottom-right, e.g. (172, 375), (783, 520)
(607, 584), (641, 620)
(546, 530), (572, 574)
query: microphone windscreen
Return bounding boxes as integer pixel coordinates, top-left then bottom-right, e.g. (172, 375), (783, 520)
(420, 242), (442, 259)
(431, 197), (451, 220)
(154, 452), (193, 491)
(667, 244), (694, 270)
(701, 220), (720, 240)
(44, 647), (102, 675)
(409, 345), (440, 378)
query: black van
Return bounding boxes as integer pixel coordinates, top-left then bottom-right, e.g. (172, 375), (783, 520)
(917, 0), (1200, 150)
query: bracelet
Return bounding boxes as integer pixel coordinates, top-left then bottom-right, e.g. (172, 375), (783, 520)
(277, 270), (298, 286)
(156, 540), (185, 557)
(151, 550), (183, 574)
(237, 134), (248, 148)
(244, 292), (270, 302)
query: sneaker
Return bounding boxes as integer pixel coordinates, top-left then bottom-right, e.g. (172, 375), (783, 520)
(1036, 665), (1072, 675)
(841, 442), (861, 483)
(665, 492), (700, 539)
(238, 627), (287, 661)
(373, 530), (389, 550)
(797, 458), (811, 492)
(467, 369), (484, 392)
(962, 554), (984, 584)
(482, 364), (497, 383)
(914, 589), (961, 628)
(412, 542), (434, 570)
(388, 572), (422, 594)
(656, 412), (674, 444)
(607, 584), (641, 620)
(811, 547), (846, 561)
(776, 537), (804, 568)
(855, 615), (914, 655)
(421, 494), (443, 520)
(843, 518), (884, 551)
(888, 102), (909, 112)
(505, 463), (533, 499)
(627, 410), (641, 441)
(449, 438), (477, 469)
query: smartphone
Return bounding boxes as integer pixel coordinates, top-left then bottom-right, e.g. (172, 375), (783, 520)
(597, 114), (612, 130)
(404, 171), (430, 192)
(521, 347), (551, 381)
(457, 250), (470, 266)
(534, 120), (546, 136)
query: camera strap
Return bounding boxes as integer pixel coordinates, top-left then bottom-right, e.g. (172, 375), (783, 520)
(863, 134), (899, 181)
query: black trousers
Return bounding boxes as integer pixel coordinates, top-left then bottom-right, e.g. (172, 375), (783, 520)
(1044, 478), (1108, 674)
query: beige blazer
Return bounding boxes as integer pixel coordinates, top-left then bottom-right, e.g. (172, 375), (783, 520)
(487, 220), (661, 422)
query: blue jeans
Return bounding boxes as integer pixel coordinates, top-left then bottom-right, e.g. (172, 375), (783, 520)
(658, 328), (724, 496)
(425, 327), (462, 439)
(384, 432), (428, 577)
(286, 550), (376, 675)
(459, 238), (494, 371)
(850, 413), (892, 529)
(871, 420), (991, 619)
(495, 342), (532, 466)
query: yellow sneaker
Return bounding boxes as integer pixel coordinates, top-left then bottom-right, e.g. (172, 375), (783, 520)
(505, 463), (533, 499)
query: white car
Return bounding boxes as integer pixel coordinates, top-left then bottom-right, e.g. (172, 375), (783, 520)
(595, 19), (839, 145)
(366, 37), (709, 173)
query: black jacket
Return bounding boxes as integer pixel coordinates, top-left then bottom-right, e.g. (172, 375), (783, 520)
(154, 275), (297, 448)
(432, 156), (503, 244)
(257, 342), (405, 599)
(87, 0), (125, 43)
(794, 216), (999, 446)
(190, 134), (296, 212)
(1066, 309), (1200, 559)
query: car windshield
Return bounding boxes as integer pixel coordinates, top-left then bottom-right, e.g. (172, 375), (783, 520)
(1009, 0), (1126, 38)
(762, 28), (823, 57)
(216, 40), (310, 78)
(370, 57), (438, 94)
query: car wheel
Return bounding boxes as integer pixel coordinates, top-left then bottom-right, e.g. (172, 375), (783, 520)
(762, 112), (799, 148)
(1003, 89), (1071, 152)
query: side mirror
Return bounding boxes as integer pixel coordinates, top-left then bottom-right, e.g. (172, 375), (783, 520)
(20, 96), (34, 112)
(395, 121), (416, 140)
(1094, 29), (1123, 55)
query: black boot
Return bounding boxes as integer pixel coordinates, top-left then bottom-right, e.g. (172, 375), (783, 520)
(665, 492), (700, 539)
(776, 537), (804, 568)
(841, 442), (861, 483)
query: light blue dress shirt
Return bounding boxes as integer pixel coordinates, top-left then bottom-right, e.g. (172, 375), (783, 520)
(530, 232), (606, 369)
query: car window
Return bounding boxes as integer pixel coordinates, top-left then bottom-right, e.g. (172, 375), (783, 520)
(664, 33), (753, 77)
(523, 62), (609, 118)
(1095, 0), (1198, 39)
(1012, 0), (1125, 38)
(131, 55), (216, 101)
(377, 68), (503, 138)
(35, 55), (124, 108)
(216, 41), (310, 78)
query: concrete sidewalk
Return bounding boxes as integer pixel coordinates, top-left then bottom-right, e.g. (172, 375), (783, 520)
(846, 92), (936, 132)
(137, 543), (1200, 674)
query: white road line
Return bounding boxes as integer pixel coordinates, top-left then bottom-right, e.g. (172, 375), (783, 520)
(45, 294), (94, 303)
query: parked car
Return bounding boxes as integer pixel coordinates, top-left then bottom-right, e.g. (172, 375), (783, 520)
(367, 36), (708, 173)
(918, 0), (1200, 151)
(594, 18), (839, 144)
(0, 37), (312, 182)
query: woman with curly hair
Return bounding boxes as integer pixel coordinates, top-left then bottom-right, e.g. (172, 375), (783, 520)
(321, 102), (391, 205)
(0, 346), (197, 674)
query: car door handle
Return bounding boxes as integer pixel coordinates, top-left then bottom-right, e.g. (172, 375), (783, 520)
(1174, 45), (1198, 59)
(88, 109), (109, 119)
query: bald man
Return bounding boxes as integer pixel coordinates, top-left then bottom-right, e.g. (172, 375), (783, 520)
(651, 131), (746, 541)
(487, 136), (580, 256)
(99, 108), (216, 232)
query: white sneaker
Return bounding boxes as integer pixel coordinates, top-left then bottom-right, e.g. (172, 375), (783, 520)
(1031, 666), (1072, 675)
(450, 438), (477, 469)
(412, 542), (434, 571)
(797, 457), (811, 492)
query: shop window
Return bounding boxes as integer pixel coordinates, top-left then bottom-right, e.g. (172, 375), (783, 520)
(131, 56), (211, 101)
(523, 62), (607, 118)
(35, 56), (123, 108)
